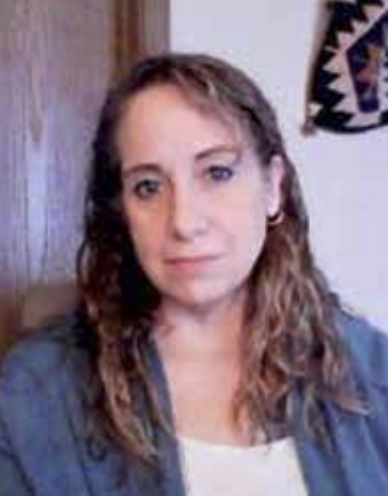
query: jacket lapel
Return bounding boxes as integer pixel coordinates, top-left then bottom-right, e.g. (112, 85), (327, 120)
(61, 347), (137, 496)
(294, 381), (388, 496)
(294, 408), (348, 496)
(145, 339), (187, 496)
(61, 336), (186, 496)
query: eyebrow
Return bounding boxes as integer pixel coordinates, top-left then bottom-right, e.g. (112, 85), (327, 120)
(121, 163), (161, 180)
(121, 144), (243, 179)
(194, 144), (242, 162)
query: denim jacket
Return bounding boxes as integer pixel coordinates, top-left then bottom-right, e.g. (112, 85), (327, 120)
(1, 311), (388, 496)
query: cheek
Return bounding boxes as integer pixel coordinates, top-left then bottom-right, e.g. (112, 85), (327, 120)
(126, 212), (164, 270)
(122, 207), (148, 258)
(232, 196), (268, 258)
(240, 214), (267, 251)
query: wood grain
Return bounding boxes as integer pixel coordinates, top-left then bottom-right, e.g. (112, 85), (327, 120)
(0, 0), (170, 358)
(0, 0), (112, 355)
(113, 0), (170, 81)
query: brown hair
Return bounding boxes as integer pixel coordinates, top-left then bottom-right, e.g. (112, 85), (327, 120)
(77, 52), (356, 460)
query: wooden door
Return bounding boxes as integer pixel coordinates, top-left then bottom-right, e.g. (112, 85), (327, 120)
(0, 0), (169, 357)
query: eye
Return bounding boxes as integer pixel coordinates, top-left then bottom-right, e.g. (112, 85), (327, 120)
(132, 178), (161, 200)
(207, 165), (235, 182)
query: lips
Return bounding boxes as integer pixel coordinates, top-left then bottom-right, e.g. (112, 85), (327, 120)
(165, 254), (220, 264)
(164, 254), (221, 273)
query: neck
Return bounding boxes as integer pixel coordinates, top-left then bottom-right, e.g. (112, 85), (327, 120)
(154, 289), (247, 356)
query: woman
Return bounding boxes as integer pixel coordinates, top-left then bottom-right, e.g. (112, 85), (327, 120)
(1, 53), (388, 496)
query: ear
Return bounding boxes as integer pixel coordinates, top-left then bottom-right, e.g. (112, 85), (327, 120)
(265, 155), (285, 217)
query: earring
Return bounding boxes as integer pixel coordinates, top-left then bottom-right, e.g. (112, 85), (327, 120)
(267, 211), (284, 227)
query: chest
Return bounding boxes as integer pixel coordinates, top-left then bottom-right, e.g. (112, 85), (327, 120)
(161, 353), (245, 443)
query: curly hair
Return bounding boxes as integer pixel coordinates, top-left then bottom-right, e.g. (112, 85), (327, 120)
(77, 52), (359, 460)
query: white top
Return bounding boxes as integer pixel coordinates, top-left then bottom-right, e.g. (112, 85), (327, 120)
(178, 436), (308, 496)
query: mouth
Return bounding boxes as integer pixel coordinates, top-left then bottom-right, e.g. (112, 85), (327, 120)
(164, 254), (221, 273)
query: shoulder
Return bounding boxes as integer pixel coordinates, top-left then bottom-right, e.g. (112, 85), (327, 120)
(336, 309), (388, 390)
(0, 313), (94, 397)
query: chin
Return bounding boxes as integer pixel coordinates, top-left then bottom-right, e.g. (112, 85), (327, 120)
(162, 280), (246, 312)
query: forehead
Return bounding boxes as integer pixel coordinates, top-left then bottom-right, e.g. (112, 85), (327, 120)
(124, 82), (241, 123)
(117, 84), (249, 160)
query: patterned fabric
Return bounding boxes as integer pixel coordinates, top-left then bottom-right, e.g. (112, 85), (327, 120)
(305, 0), (388, 133)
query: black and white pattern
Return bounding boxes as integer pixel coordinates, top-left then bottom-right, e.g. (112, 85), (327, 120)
(306, 0), (388, 133)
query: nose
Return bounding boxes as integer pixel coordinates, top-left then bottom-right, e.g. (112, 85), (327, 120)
(168, 184), (208, 241)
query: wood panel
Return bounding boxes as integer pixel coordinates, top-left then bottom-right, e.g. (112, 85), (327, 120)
(0, 0), (170, 358)
(113, 0), (170, 81)
(0, 0), (113, 355)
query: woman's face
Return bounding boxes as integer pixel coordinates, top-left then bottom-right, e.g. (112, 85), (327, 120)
(117, 84), (283, 311)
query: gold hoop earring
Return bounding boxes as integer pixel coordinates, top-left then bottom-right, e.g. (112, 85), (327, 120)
(267, 211), (284, 227)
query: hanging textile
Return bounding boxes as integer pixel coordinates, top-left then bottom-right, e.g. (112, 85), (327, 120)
(304, 0), (388, 133)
